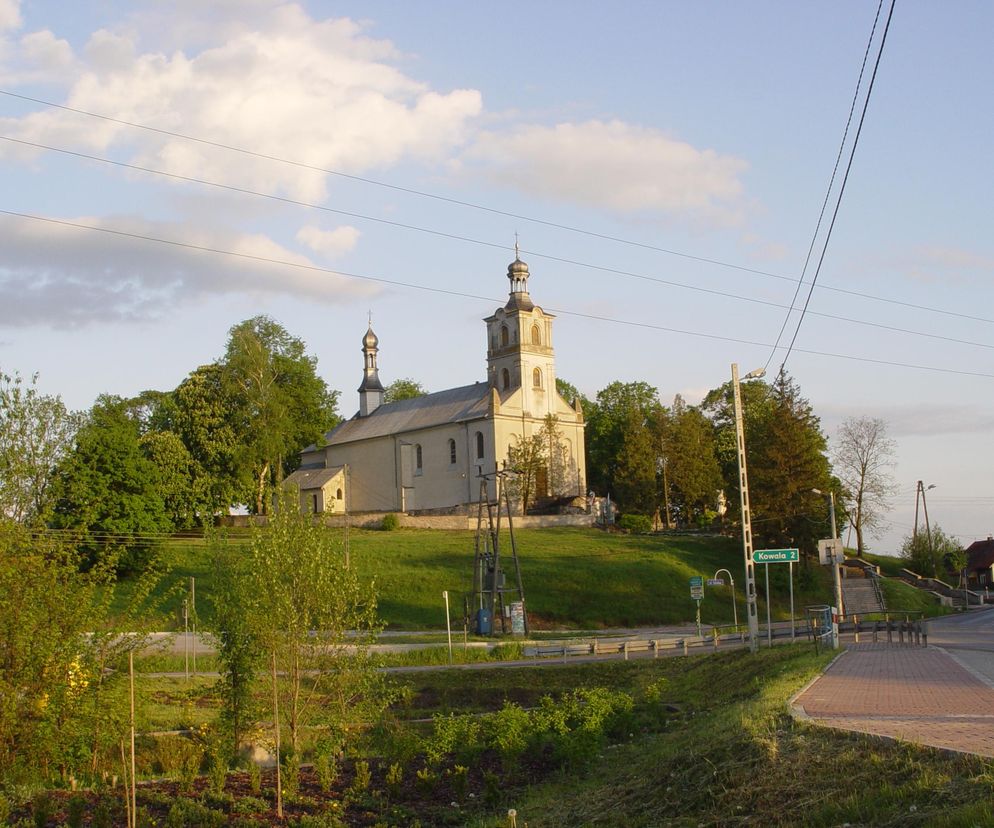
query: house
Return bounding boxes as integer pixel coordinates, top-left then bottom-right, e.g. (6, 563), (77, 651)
(964, 536), (994, 589)
(294, 255), (587, 513)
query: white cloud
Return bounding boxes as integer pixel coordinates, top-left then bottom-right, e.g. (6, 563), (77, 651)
(1, 5), (483, 201)
(296, 224), (360, 258)
(0, 213), (377, 327)
(0, 0), (20, 32)
(467, 119), (749, 224)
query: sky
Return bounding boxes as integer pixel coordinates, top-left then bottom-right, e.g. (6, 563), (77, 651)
(1, 1), (992, 555)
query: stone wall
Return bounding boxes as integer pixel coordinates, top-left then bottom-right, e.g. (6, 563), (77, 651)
(218, 512), (596, 530)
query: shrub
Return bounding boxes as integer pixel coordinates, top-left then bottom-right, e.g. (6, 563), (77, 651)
(484, 701), (531, 773)
(381, 513), (400, 531)
(315, 751), (338, 793)
(230, 796), (270, 815)
(618, 513), (652, 534)
(349, 759), (371, 795)
(248, 761), (261, 795)
(449, 764), (469, 800)
(424, 713), (482, 767)
(165, 799), (225, 828)
(415, 765), (437, 795)
(282, 753), (300, 797)
(31, 793), (53, 828)
(67, 795), (87, 828)
(385, 762), (403, 798)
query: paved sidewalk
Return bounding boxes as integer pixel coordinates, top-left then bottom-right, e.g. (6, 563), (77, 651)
(792, 644), (994, 758)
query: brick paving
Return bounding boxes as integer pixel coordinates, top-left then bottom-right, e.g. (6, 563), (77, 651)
(792, 644), (994, 757)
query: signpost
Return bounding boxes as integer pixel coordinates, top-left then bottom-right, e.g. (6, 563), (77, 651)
(753, 549), (799, 644)
(689, 576), (704, 637)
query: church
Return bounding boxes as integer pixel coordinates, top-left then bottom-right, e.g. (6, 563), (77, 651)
(286, 255), (587, 514)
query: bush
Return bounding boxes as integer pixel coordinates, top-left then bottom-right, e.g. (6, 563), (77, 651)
(381, 513), (400, 531)
(484, 701), (531, 773)
(248, 761), (261, 795)
(230, 796), (270, 815)
(349, 759), (371, 795)
(67, 795), (87, 828)
(282, 753), (300, 797)
(385, 762), (403, 798)
(618, 513), (652, 534)
(315, 752), (338, 793)
(165, 799), (225, 828)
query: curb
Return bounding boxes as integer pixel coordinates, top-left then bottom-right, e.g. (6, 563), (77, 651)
(787, 648), (848, 721)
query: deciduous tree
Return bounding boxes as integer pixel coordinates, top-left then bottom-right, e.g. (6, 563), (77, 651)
(383, 378), (427, 403)
(833, 416), (897, 556)
(0, 371), (80, 524)
(222, 317), (340, 514)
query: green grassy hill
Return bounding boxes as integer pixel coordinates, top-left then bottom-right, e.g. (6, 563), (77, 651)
(124, 527), (842, 630)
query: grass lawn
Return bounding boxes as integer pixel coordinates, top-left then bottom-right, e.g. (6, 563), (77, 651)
(878, 576), (951, 617)
(120, 527), (841, 631)
(443, 647), (994, 827)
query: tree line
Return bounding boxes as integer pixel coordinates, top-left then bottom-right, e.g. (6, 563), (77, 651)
(2, 313), (908, 567)
(1, 316), (338, 570)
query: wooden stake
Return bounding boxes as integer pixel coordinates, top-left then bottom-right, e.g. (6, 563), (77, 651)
(272, 650), (283, 819)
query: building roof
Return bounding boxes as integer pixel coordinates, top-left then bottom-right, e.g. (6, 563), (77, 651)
(965, 537), (994, 573)
(283, 465), (344, 491)
(316, 382), (492, 447)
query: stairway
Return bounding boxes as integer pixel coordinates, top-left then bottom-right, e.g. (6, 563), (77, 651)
(841, 573), (885, 616)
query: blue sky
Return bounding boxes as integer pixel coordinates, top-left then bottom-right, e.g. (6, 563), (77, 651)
(1, 1), (992, 554)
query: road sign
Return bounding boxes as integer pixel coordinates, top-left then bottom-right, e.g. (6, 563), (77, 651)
(818, 538), (843, 565)
(707, 578), (725, 587)
(753, 548), (799, 564)
(689, 575), (704, 600)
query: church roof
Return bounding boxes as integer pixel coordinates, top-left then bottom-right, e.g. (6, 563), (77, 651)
(318, 383), (491, 447)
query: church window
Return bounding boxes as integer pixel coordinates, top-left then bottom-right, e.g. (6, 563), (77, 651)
(531, 324), (541, 345)
(501, 368), (510, 389)
(476, 431), (485, 459)
(312, 493), (319, 513)
(448, 438), (457, 465)
(500, 325), (509, 347)
(533, 367), (543, 388)
(336, 488), (343, 500)
(415, 444), (423, 475)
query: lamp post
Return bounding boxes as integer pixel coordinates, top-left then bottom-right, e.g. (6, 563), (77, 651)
(712, 568), (739, 640)
(813, 488), (844, 621)
(732, 363), (764, 653)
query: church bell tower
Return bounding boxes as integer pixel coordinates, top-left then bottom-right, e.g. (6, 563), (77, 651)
(358, 323), (385, 416)
(484, 252), (557, 417)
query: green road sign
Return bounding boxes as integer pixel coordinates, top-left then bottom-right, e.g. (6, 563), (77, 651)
(689, 575), (704, 600)
(689, 576), (704, 587)
(753, 548), (799, 564)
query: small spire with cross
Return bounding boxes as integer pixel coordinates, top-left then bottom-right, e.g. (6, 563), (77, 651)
(514, 232), (520, 261)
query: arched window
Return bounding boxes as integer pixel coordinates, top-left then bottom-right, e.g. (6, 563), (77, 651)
(336, 488), (343, 500)
(476, 431), (485, 459)
(531, 324), (541, 345)
(415, 443), (423, 474)
(448, 438), (457, 465)
(533, 367), (543, 388)
(501, 368), (510, 389)
(500, 325), (509, 347)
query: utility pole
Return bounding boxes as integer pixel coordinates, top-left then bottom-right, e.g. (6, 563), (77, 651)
(732, 363), (763, 653)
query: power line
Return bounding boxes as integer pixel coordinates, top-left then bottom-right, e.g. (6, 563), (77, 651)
(3, 88), (992, 327)
(3, 207), (993, 380)
(4, 134), (993, 352)
(765, 0), (885, 373)
(778, 0), (898, 373)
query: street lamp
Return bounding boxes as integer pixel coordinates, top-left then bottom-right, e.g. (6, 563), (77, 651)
(812, 488), (844, 620)
(732, 363), (764, 653)
(712, 568), (739, 640)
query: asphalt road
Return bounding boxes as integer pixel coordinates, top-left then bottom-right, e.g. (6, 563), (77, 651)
(926, 606), (994, 686)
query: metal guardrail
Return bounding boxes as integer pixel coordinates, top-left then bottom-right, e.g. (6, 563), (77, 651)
(522, 614), (929, 663)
